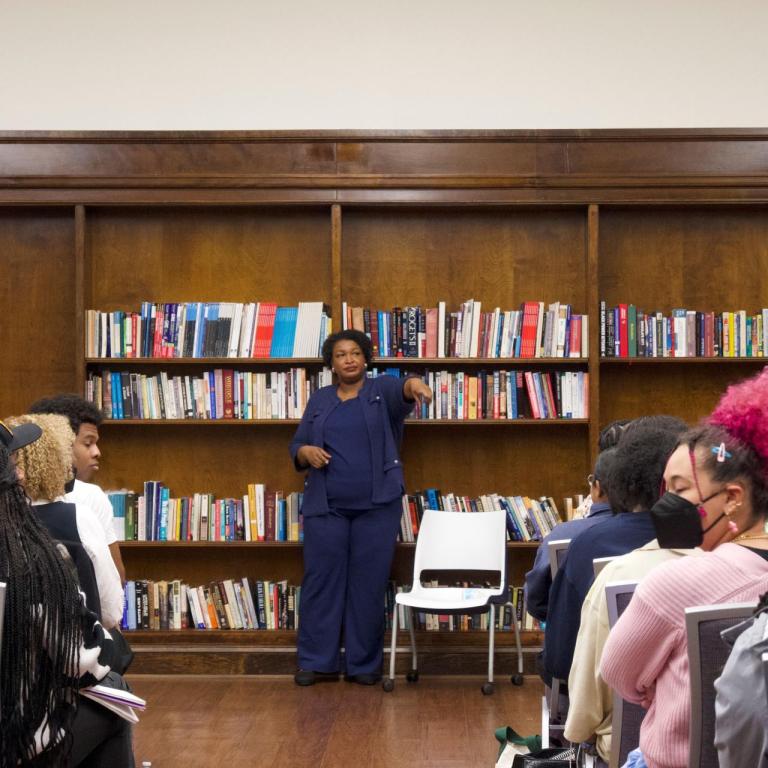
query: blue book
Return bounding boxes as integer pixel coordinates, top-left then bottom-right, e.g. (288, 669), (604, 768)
(277, 498), (286, 541)
(425, 488), (441, 511)
(140, 302), (151, 357)
(159, 486), (170, 541)
(283, 307), (299, 357)
(126, 581), (137, 630)
(498, 497), (523, 541)
(269, 307), (289, 358)
(207, 370), (216, 418)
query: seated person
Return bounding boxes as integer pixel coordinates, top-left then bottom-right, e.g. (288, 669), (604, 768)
(7, 413), (124, 629)
(542, 415), (687, 685)
(601, 369), (768, 768)
(0, 427), (135, 766)
(525, 446), (617, 623)
(565, 441), (706, 758)
(30, 393), (126, 582)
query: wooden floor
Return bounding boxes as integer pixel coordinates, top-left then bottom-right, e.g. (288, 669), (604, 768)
(128, 674), (543, 768)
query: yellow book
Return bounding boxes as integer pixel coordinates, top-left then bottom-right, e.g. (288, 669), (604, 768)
(468, 376), (478, 420)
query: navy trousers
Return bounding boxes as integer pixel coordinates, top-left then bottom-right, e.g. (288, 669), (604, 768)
(298, 498), (403, 675)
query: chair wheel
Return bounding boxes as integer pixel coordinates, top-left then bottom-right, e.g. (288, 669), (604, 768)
(382, 678), (395, 692)
(406, 670), (419, 683)
(511, 673), (524, 686)
(481, 682), (494, 695)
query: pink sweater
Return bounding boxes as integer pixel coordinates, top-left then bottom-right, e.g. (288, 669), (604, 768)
(600, 544), (768, 768)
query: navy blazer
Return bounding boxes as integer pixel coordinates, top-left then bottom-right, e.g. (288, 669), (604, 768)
(289, 374), (415, 516)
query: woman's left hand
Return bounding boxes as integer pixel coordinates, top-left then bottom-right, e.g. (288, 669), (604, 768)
(405, 378), (433, 407)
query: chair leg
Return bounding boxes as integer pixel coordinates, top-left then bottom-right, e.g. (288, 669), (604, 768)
(482, 603), (496, 695)
(510, 601), (524, 685)
(383, 602), (398, 691)
(408, 608), (419, 674)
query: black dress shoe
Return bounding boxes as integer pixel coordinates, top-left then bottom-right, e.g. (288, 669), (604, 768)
(343, 673), (381, 685)
(294, 670), (339, 686)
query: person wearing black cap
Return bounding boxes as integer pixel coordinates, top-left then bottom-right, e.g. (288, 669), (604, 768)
(0, 417), (43, 479)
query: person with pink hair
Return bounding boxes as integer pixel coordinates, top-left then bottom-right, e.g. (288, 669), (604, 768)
(600, 368), (768, 768)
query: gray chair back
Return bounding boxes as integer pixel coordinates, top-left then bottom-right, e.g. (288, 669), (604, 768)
(685, 602), (756, 768)
(547, 539), (571, 580)
(605, 581), (642, 768)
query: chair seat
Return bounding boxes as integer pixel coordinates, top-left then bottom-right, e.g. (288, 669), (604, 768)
(395, 586), (500, 611)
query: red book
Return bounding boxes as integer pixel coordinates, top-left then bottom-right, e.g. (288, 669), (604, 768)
(524, 371), (541, 418)
(265, 490), (276, 542)
(520, 302), (540, 358)
(569, 315), (581, 358)
(222, 369), (234, 419)
(131, 314), (138, 358)
(408, 498), (419, 537)
(152, 306), (164, 358)
(253, 303), (277, 358)
(543, 373), (558, 419)
(425, 308), (438, 358)
(618, 304), (628, 357)
(370, 311), (380, 356)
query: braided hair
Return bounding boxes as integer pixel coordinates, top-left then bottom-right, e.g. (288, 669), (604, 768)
(0, 445), (82, 766)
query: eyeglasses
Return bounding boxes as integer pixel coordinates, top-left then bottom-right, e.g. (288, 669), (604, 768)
(587, 474), (595, 489)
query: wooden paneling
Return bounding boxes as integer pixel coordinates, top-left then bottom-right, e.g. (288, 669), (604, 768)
(341, 207), (588, 310)
(400, 425), (589, 508)
(86, 206), (332, 308)
(598, 363), (765, 426)
(599, 206), (768, 312)
(98, 423), (302, 499)
(0, 208), (77, 416)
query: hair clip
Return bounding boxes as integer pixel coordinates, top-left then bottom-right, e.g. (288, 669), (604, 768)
(712, 442), (732, 462)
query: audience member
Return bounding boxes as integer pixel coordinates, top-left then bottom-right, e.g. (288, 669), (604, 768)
(30, 393), (125, 582)
(601, 369), (768, 768)
(542, 415), (687, 684)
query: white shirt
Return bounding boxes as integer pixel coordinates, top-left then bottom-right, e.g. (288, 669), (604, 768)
(66, 479), (118, 545)
(31, 497), (124, 629)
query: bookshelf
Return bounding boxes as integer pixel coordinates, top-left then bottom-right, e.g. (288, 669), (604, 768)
(3, 130), (768, 675)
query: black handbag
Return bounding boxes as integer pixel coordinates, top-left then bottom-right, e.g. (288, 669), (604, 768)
(511, 747), (578, 767)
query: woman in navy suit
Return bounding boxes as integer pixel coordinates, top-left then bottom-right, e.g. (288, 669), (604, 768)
(290, 329), (432, 685)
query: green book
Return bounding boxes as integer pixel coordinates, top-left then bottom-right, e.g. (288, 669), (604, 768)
(628, 304), (637, 357)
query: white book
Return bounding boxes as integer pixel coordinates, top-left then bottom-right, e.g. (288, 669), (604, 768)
(342, 301), (348, 331)
(437, 301), (446, 357)
(229, 303), (243, 358)
(256, 484), (265, 541)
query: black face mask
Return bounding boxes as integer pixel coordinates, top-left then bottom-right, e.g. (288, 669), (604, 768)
(650, 490), (727, 549)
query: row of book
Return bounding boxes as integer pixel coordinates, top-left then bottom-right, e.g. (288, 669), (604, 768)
(121, 578), (299, 631)
(343, 300), (588, 359)
(399, 491), (562, 543)
(385, 584), (540, 632)
(121, 577), (537, 633)
(408, 369), (588, 420)
(86, 368), (332, 421)
(89, 367), (588, 421)
(107, 483), (302, 542)
(600, 303), (768, 358)
(85, 301), (332, 359)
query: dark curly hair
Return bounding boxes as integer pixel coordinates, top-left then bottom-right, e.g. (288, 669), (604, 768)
(28, 394), (104, 434)
(598, 419), (632, 451)
(607, 416), (688, 514)
(321, 330), (373, 368)
(592, 447), (617, 498)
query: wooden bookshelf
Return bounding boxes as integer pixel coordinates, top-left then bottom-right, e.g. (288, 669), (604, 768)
(4, 130), (768, 674)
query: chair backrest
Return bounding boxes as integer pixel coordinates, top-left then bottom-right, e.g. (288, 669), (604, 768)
(685, 602), (756, 768)
(593, 556), (616, 578)
(605, 580), (642, 768)
(413, 509), (507, 592)
(547, 539), (571, 580)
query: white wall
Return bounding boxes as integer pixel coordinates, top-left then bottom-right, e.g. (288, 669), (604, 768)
(1, 0), (767, 130)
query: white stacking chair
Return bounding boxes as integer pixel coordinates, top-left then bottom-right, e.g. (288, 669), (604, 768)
(548, 539), (572, 580)
(685, 602), (756, 768)
(605, 580), (642, 768)
(382, 509), (508, 695)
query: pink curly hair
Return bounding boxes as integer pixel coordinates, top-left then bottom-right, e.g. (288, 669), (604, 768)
(709, 367), (768, 468)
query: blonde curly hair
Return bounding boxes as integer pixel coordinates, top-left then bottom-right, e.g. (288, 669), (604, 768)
(6, 413), (75, 501)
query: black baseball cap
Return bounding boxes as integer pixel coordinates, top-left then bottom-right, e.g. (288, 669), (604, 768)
(0, 420), (43, 452)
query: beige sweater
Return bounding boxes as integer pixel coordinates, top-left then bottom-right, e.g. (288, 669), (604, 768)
(564, 540), (694, 760)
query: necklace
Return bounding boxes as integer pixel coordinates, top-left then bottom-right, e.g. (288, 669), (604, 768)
(733, 531), (768, 543)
